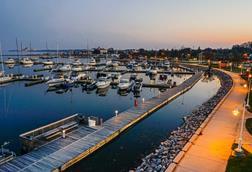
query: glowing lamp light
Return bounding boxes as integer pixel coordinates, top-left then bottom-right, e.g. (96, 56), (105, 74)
(115, 110), (118, 117)
(62, 130), (66, 138)
(249, 74), (252, 78)
(244, 84), (248, 88)
(232, 108), (240, 116)
(142, 98), (145, 103)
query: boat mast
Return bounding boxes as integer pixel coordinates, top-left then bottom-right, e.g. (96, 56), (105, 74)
(29, 41), (32, 58)
(16, 38), (20, 73)
(16, 38), (19, 60)
(20, 41), (23, 58)
(56, 42), (59, 64)
(0, 42), (5, 74)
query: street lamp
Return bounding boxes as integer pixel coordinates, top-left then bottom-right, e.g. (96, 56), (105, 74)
(239, 64), (243, 74)
(229, 62), (232, 72)
(233, 103), (246, 156)
(247, 74), (252, 107)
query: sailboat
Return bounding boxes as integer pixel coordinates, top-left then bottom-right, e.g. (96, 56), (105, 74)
(0, 43), (12, 84)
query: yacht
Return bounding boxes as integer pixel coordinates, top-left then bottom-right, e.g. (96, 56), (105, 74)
(83, 80), (97, 91)
(0, 47), (12, 84)
(46, 78), (65, 87)
(0, 75), (12, 84)
(20, 58), (33, 65)
(72, 59), (82, 66)
(130, 73), (137, 80)
(72, 66), (83, 72)
(89, 58), (96, 66)
(111, 73), (121, 85)
(147, 67), (158, 75)
(70, 72), (86, 81)
(96, 77), (111, 89)
(111, 61), (119, 67)
(106, 60), (112, 66)
(133, 79), (143, 92)
(97, 72), (111, 79)
(42, 60), (54, 65)
(4, 58), (15, 64)
(46, 74), (67, 87)
(59, 65), (71, 72)
(118, 78), (134, 91)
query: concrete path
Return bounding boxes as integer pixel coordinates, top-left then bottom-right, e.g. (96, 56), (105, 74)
(172, 71), (247, 172)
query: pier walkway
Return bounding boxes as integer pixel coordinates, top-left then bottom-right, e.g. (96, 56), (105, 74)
(0, 73), (203, 172)
(169, 71), (247, 172)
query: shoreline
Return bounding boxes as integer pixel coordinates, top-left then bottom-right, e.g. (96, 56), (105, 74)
(134, 67), (233, 172)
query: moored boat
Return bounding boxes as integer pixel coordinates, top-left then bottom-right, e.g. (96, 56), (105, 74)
(118, 78), (134, 91)
(96, 77), (111, 89)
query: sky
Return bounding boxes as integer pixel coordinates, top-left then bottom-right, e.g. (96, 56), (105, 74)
(0, 0), (252, 50)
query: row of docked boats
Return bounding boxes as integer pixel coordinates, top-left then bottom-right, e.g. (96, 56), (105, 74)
(83, 76), (142, 93)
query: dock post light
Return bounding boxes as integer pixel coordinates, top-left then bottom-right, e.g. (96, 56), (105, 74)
(142, 98), (145, 103)
(115, 110), (118, 117)
(62, 130), (66, 139)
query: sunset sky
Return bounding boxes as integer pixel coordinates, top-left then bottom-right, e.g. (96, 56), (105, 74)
(0, 0), (252, 49)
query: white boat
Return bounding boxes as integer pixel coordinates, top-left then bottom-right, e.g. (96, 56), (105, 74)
(0, 76), (12, 84)
(72, 66), (83, 72)
(0, 46), (12, 84)
(23, 64), (33, 68)
(118, 78), (134, 91)
(89, 58), (96, 66)
(72, 59), (82, 66)
(112, 61), (119, 67)
(111, 73), (121, 85)
(59, 65), (71, 72)
(20, 58), (33, 65)
(147, 67), (158, 75)
(46, 77), (65, 87)
(43, 60), (54, 65)
(70, 72), (86, 81)
(4, 58), (15, 64)
(106, 60), (112, 66)
(96, 77), (111, 89)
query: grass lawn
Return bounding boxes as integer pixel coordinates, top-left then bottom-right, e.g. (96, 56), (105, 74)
(226, 144), (252, 172)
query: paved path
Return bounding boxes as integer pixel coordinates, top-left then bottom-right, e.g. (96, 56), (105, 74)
(173, 71), (247, 172)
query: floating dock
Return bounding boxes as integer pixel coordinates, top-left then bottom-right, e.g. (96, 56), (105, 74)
(0, 72), (202, 172)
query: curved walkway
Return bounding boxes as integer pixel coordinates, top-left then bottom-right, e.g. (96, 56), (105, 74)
(169, 71), (247, 172)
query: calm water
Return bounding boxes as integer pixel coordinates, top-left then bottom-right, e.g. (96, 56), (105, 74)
(0, 59), (220, 172)
(67, 77), (220, 172)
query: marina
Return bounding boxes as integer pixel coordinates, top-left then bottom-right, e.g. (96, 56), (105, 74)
(0, 71), (202, 171)
(1, 1), (250, 171)
(0, 51), (223, 171)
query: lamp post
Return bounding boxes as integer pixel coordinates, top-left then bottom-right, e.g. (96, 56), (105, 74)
(233, 83), (249, 156)
(247, 74), (252, 107)
(230, 62), (233, 72)
(239, 64), (243, 75)
(233, 103), (246, 155)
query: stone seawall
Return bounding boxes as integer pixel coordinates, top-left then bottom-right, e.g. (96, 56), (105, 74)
(134, 69), (233, 172)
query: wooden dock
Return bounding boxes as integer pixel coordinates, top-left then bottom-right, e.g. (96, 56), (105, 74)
(0, 72), (202, 172)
